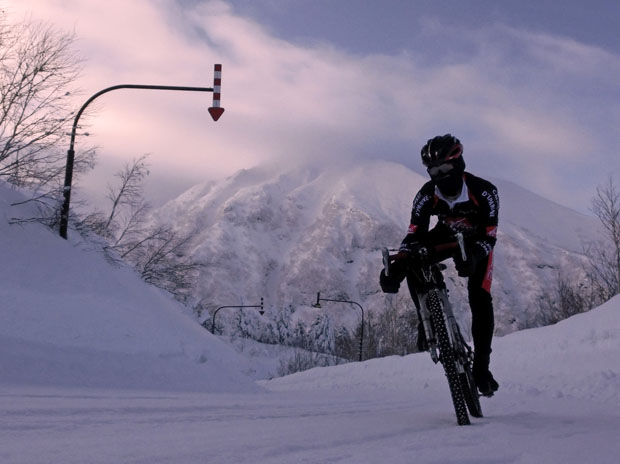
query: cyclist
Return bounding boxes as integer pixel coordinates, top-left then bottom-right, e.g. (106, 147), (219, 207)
(380, 134), (499, 396)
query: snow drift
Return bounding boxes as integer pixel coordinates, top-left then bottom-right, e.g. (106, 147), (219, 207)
(0, 180), (259, 393)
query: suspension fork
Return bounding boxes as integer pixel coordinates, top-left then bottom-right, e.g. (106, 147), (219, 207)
(438, 290), (458, 345)
(418, 290), (439, 363)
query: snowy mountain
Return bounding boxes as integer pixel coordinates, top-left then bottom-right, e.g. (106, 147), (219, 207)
(152, 160), (598, 338)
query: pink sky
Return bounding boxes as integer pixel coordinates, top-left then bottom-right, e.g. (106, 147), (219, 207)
(6, 0), (619, 212)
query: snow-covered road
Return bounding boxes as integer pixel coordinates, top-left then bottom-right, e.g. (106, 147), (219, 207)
(3, 368), (619, 464)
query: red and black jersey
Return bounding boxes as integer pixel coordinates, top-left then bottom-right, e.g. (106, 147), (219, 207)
(404, 172), (499, 256)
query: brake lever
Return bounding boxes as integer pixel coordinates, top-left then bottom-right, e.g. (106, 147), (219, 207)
(381, 247), (391, 277)
(456, 232), (467, 261)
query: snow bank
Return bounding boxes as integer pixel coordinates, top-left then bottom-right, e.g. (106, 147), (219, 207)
(264, 296), (620, 405)
(493, 294), (620, 405)
(0, 181), (260, 393)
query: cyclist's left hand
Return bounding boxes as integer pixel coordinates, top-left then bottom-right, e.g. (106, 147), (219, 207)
(454, 256), (476, 277)
(454, 242), (487, 277)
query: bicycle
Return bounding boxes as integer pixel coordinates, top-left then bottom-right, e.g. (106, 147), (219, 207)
(382, 232), (483, 426)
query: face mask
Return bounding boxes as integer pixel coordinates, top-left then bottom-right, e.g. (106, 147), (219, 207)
(436, 173), (463, 197)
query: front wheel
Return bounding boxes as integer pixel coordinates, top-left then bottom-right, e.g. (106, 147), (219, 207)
(427, 291), (470, 426)
(453, 329), (483, 418)
(460, 368), (483, 418)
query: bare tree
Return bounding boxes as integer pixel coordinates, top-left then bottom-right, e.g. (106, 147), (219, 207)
(0, 12), (90, 189)
(124, 224), (201, 302)
(540, 272), (594, 325)
(78, 155), (202, 302)
(76, 155), (151, 243)
(103, 154), (150, 240)
(585, 176), (620, 301)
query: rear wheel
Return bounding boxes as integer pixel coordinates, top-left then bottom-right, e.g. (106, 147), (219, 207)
(427, 291), (470, 426)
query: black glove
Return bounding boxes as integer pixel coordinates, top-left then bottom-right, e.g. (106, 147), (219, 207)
(379, 268), (400, 293)
(454, 242), (487, 277)
(399, 238), (426, 257)
(399, 233), (418, 252)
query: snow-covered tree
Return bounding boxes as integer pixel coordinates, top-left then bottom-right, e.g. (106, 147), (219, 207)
(308, 312), (335, 354)
(274, 309), (292, 344)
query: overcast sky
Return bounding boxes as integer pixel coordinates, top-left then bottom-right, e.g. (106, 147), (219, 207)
(6, 0), (620, 214)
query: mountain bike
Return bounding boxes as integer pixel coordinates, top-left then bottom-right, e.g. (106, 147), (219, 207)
(382, 232), (483, 426)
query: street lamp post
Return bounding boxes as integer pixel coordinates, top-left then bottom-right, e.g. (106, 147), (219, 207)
(312, 292), (365, 362)
(210, 298), (265, 334)
(59, 65), (225, 239)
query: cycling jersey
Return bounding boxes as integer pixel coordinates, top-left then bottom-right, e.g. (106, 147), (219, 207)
(403, 172), (499, 257)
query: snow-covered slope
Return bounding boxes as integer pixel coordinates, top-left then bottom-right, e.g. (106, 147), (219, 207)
(265, 294), (620, 405)
(0, 181), (259, 393)
(153, 160), (599, 336)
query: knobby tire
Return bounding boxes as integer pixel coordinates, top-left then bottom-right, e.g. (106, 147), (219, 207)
(459, 372), (484, 417)
(427, 291), (470, 426)
(460, 369), (483, 418)
(455, 332), (483, 418)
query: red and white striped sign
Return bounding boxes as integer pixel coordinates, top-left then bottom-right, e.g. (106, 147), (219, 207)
(208, 64), (225, 121)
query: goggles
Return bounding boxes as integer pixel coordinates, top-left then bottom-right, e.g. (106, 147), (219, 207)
(427, 162), (455, 177)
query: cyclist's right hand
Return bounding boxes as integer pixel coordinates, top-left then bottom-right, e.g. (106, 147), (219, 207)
(379, 268), (400, 293)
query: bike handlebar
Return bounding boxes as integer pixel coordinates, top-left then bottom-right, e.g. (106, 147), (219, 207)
(391, 232), (468, 263)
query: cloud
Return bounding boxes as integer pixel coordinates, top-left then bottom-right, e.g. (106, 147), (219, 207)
(6, 0), (620, 212)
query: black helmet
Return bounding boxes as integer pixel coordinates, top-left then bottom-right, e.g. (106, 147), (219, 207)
(421, 134), (466, 196)
(421, 134), (464, 168)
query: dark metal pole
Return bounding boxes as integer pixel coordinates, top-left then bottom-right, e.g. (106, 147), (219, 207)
(59, 84), (215, 239)
(210, 299), (264, 334)
(313, 293), (365, 361)
(352, 300), (365, 362)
